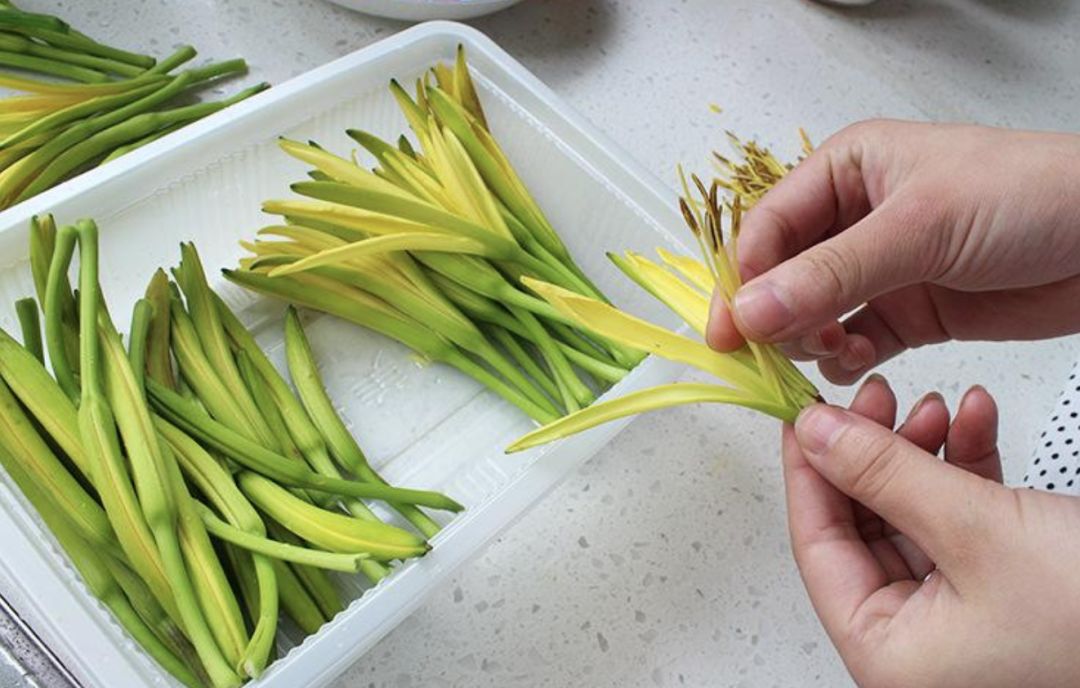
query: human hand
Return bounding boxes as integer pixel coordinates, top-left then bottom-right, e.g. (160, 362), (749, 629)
(784, 375), (1080, 687)
(708, 121), (1080, 383)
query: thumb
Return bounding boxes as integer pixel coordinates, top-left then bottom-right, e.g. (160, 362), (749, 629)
(731, 198), (943, 343)
(794, 403), (996, 570)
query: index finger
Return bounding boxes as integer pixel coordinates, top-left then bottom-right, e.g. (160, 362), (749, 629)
(736, 130), (874, 279)
(707, 130), (875, 352)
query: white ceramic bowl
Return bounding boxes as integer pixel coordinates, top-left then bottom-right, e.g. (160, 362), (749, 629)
(325, 0), (524, 21)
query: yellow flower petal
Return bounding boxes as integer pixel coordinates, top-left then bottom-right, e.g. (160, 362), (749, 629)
(278, 139), (413, 201)
(267, 233), (490, 277)
(262, 199), (432, 237)
(609, 251), (710, 335)
(506, 382), (796, 452)
(656, 248), (715, 294)
(522, 277), (769, 397)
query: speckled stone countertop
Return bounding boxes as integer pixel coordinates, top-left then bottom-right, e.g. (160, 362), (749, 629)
(16, 1), (1080, 686)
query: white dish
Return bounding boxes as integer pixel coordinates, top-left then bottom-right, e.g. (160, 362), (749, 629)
(0, 21), (689, 688)
(325, 0), (524, 21)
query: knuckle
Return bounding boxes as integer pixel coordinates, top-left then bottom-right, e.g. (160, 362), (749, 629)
(751, 203), (797, 245)
(844, 431), (904, 503)
(818, 358), (865, 386)
(843, 632), (908, 688)
(801, 242), (861, 310)
(827, 118), (899, 151)
(834, 119), (881, 143)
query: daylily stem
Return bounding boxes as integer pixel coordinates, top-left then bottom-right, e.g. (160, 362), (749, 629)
(196, 502), (368, 572)
(14, 297), (41, 362)
(147, 377), (463, 511)
(7, 26), (154, 68)
(280, 306), (443, 540)
(43, 223), (78, 401)
(0, 50), (109, 83)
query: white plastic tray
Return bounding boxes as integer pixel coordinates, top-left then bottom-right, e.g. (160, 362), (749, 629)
(0, 22), (690, 688)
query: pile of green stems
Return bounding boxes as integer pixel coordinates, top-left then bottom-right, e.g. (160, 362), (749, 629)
(0, 1), (268, 209)
(0, 215), (459, 687)
(230, 62), (645, 427)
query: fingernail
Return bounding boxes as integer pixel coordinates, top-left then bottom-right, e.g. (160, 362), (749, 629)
(707, 286), (729, 333)
(733, 281), (792, 338)
(804, 325), (844, 356)
(864, 372), (888, 389)
(818, 322), (846, 354)
(738, 261), (760, 283)
(800, 331), (829, 357)
(795, 405), (848, 455)
(898, 391), (943, 435)
(838, 340), (873, 372)
(911, 391), (943, 418)
(960, 385), (985, 408)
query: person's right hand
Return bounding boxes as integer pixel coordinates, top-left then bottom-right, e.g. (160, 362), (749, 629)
(707, 121), (1080, 384)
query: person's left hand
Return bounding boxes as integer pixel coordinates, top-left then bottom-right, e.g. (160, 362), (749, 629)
(783, 375), (1080, 688)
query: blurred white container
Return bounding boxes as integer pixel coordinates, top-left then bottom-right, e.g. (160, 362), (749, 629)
(325, 0), (524, 21)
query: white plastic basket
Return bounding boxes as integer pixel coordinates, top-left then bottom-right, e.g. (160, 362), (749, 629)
(0, 22), (691, 687)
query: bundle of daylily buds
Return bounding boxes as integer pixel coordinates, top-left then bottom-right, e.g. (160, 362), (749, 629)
(227, 47), (818, 452)
(508, 169), (819, 451)
(503, 127), (816, 451)
(508, 129), (820, 450)
(0, 1), (267, 210)
(1, 215), (460, 687)
(228, 47), (644, 425)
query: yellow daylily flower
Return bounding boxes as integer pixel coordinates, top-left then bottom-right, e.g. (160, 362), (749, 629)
(508, 173), (819, 453)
